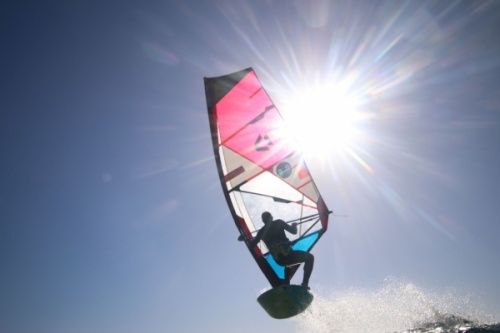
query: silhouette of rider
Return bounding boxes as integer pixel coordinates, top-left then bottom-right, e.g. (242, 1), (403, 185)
(238, 211), (314, 289)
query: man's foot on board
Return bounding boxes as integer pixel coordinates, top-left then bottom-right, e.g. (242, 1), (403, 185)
(301, 283), (310, 290)
(280, 279), (290, 286)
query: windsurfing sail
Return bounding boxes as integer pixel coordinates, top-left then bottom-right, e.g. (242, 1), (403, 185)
(204, 68), (330, 287)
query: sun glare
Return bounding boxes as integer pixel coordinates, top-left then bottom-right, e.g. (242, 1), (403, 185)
(282, 84), (363, 157)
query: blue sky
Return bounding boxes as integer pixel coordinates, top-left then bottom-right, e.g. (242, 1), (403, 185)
(1, 1), (499, 332)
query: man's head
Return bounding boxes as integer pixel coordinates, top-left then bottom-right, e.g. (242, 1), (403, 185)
(261, 211), (273, 224)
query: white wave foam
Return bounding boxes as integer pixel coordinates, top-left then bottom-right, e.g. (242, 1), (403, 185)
(294, 278), (495, 333)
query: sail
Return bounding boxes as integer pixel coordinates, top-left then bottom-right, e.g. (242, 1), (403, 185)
(205, 68), (330, 287)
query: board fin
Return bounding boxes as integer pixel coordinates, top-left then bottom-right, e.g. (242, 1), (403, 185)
(257, 284), (313, 319)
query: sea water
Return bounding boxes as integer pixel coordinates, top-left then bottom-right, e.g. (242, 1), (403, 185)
(294, 279), (499, 333)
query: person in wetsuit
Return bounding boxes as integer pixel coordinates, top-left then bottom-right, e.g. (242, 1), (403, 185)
(238, 211), (314, 289)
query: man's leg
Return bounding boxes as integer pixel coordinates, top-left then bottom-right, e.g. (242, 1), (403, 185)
(301, 252), (314, 288)
(284, 251), (314, 288)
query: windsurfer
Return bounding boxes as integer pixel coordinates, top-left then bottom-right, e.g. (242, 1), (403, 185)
(238, 211), (314, 289)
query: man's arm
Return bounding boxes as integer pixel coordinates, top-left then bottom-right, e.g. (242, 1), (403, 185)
(238, 229), (263, 248)
(283, 220), (298, 234)
(248, 234), (261, 248)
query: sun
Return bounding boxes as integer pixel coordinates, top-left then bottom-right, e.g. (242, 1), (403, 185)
(280, 83), (364, 157)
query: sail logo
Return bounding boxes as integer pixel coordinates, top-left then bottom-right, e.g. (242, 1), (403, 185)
(255, 134), (273, 151)
(276, 162), (292, 178)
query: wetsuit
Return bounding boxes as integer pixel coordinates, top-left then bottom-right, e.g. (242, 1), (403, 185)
(251, 219), (314, 287)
